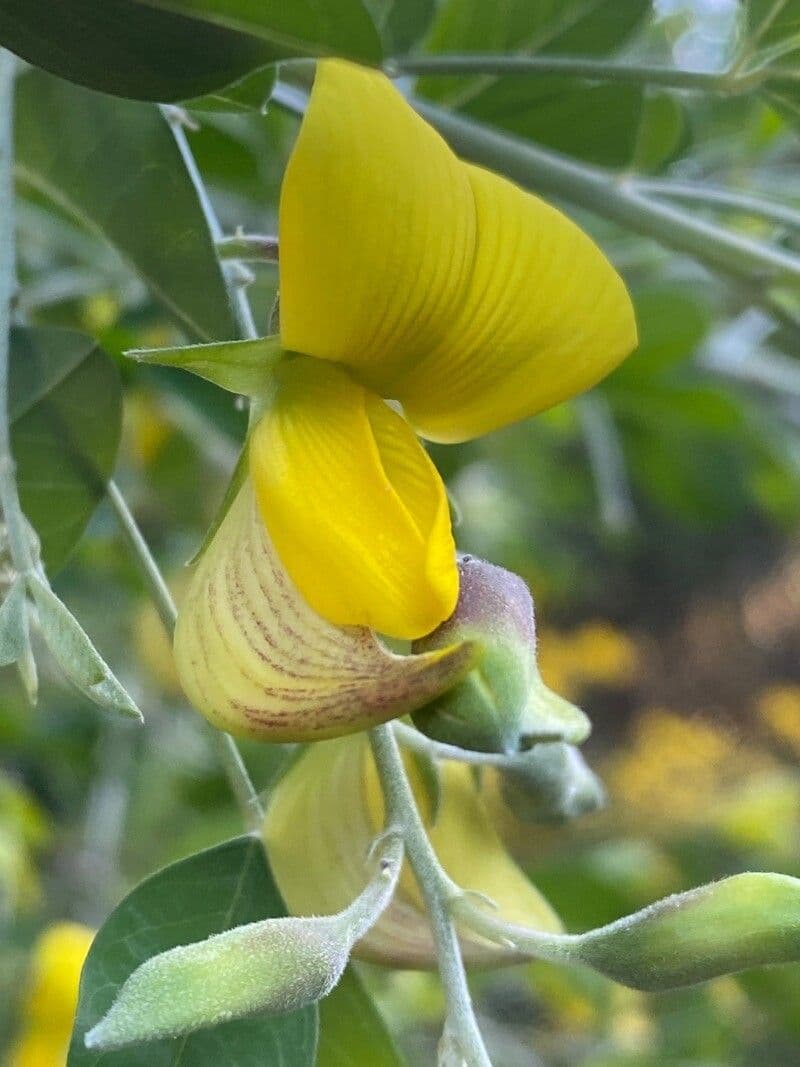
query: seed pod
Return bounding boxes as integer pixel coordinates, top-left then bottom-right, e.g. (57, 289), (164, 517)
(412, 556), (589, 753)
(84, 915), (351, 1051)
(576, 872), (800, 990)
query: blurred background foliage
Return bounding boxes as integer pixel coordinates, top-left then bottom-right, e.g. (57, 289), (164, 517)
(3, 0), (800, 1064)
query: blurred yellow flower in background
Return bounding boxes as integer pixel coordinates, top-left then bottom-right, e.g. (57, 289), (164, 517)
(756, 684), (800, 755)
(538, 621), (639, 700)
(10, 923), (94, 1067)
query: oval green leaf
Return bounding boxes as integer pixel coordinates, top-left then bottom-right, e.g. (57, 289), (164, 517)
(9, 326), (122, 572)
(15, 69), (236, 343)
(0, 0), (381, 100)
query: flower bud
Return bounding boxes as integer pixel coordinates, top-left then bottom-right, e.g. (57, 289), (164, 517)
(499, 742), (605, 823)
(411, 556), (589, 753)
(85, 914), (351, 1051)
(576, 872), (800, 990)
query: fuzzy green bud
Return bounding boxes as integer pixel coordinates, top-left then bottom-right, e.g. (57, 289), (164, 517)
(500, 742), (605, 823)
(576, 872), (800, 990)
(412, 556), (589, 754)
(86, 835), (402, 1051)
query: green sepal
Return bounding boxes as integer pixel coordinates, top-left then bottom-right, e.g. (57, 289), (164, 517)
(127, 335), (284, 396)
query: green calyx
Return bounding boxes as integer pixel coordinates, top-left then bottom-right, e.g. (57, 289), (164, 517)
(412, 555), (589, 754)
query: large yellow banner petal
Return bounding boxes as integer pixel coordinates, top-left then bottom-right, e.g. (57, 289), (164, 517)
(398, 163), (637, 442)
(280, 60), (636, 442)
(249, 357), (457, 640)
(279, 59), (476, 392)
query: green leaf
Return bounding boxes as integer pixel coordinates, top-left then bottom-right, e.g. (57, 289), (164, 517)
(419, 0), (649, 104)
(0, 0), (380, 100)
(318, 967), (405, 1067)
(140, 0), (381, 63)
(28, 574), (142, 720)
(15, 69), (235, 343)
(185, 65), (277, 114)
(0, 577), (28, 667)
(633, 93), (688, 173)
(366, 0), (436, 54)
(0, 0), (272, 102)
(460, 79), (643, 168)
(68, 837), (318, 1066)
(9, 326), (122, 572)
(127, 336), (283, 395)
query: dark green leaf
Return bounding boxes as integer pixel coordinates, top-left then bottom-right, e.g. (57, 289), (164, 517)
(15, 69), (235, 343)
(185, 65), (276, 114)
(68, 837), (318, 1066)
(419, 0), (648, 104)
(9, 326), (122, 571)
(366, 0), (436, 54)
(318, 967), (405, 1067)
(0, 0), (271, 102)
(462, 79), (643, 168)
(140, 0), (381, 63)
(0, 0), (380, 100)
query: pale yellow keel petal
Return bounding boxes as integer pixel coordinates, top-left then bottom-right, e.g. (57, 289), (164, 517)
(279, 58), (477, 392)
(173, 482), (475, 743)
(397, 164), (637, 443)
(264, 734), (563, 968)
(249, 357), (458, 641)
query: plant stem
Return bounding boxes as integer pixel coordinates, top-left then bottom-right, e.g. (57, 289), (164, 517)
(629, 178), (800, 232)
(0, 49), (35, 583)
(105, 478), (264, 830)
(162, 105), (259, 342)
(217, 234), (279, 263)
(369, 725), (493, 1067)
(391, 54), (755, 93)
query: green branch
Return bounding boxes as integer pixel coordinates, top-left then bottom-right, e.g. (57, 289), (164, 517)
(391, 54), (757, 93)
(630, 178), (800, 232)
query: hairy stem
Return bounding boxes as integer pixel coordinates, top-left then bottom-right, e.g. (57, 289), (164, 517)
(105, 479), (264, 830)
(217, 233), (279, 263)
(369, 725), (493, 1067)
(0, 50), (35, 581)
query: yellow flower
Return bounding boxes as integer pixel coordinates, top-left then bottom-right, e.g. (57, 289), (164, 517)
(10, 922), (94, 1067)
(251, 59), (637, 641)
(263, 733), (562, 968)
(756, 685), (800, 755)
(173, 59), (636, 741)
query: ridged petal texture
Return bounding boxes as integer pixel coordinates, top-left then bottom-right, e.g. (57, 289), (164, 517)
(173, 482), (476, 742)
(280, 59), (637, 444)
(250, 356), (458, 640)
(264, 733), (563, 968)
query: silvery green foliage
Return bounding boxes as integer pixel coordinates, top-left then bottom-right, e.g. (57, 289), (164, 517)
(85, 914), (351, 1051)
(27, 573), (142, 720)
(86, 834), (403, 1051)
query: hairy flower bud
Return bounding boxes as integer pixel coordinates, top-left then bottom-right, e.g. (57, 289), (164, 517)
(575, 872), (800, 990)
(499, 742), (606, 823)
(411, 556), (589, 753)
(86, 836), (402, 1051)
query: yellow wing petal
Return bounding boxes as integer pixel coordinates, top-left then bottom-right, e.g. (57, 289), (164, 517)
(279, 59), (636, 442)
(397, 163), (637, 442)
(264, 734), (563, 969)
(173, 481), (475, 742)
(249, 356), (457, 640)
